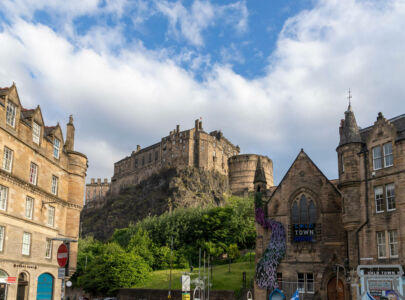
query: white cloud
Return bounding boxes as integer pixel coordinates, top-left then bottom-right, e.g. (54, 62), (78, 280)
(0, 0), (405, 183)
(155, 0), (248, 46)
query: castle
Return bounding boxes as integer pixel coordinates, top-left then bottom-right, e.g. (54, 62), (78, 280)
(108, 119), (273, 196)
(254, 105), (405, 300)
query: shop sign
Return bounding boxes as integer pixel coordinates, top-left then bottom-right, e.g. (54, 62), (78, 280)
(6, 277), (16, 284)
(292, 223), (316, 242)
(368, 280), (392, 298)
(363, 267), (401, 276)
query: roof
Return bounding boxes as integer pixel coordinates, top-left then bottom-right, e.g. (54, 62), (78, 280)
(359, 113), (405, 143)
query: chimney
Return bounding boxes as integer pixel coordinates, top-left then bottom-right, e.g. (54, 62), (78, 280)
(97, 178), (101, 184)
(199, 120), (203, 130)
(137, 145), (141, 151)
(195, 119), (199, 131)
(104, 178), (108, 183)
(176, 125), (180, 133)
(65, 115), (75, 151)
(91, 178), (95, 184)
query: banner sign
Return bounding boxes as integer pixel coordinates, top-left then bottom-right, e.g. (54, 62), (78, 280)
(292, 223), (316, 242)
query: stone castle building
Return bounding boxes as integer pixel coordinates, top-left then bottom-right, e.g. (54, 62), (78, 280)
(85, 178), (110, 208)
(255, 105), (405, 300)
(0, 84), (87, 300)
(111, 119), (243, 195)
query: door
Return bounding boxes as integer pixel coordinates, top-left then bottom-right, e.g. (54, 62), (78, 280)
(36, 273), (53, 300)
(16, 273), (28, 300)
(0, 270), (8, 300)
(327, 277), (345, 300)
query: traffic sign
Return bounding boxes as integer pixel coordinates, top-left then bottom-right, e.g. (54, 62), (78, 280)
(57, 243), (69, 267)
(58, 268), (65, 279)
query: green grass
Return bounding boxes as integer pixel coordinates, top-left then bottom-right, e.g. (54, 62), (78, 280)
(134, 261), (255, 292)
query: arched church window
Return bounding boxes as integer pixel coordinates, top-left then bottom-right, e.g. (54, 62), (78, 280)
(291, 195), (317, 224)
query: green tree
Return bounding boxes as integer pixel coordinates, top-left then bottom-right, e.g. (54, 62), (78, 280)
(127, 228), (155, 267)
(77, 242), (150, 295)
(227, 243), (240, 272)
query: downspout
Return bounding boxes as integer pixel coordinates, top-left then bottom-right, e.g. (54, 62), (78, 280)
(355, 149), (369, 265)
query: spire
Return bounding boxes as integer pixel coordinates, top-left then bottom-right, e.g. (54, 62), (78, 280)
(254, 156), (267, 185)
(339, 92), (361, 147)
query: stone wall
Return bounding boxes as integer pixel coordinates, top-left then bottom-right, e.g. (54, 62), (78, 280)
(118, 288), (236, 300)
(228, 154), (273, 194)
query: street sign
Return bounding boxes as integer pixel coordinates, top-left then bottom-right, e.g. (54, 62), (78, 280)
(7, 277), (16, 284)
(58, 268), (65, 279)
(57, 243), (69, 267)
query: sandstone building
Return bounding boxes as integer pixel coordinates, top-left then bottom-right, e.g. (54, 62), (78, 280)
(255, 105), (405, 300)
(111, 119), (242, 195)
(0, 84), (87, 300)
(85, 178), (110, 208)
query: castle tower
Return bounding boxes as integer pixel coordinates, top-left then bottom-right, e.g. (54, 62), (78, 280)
(337, 103), (364, 268)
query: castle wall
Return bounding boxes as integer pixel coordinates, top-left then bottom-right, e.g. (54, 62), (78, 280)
(110, 121), (240, 195)
(228, 154), (273, 194)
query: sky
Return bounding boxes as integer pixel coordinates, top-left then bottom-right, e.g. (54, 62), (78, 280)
(0, 0), (405, 184)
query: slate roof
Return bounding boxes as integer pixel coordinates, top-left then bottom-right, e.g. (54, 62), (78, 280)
(359, 113), (405, 143)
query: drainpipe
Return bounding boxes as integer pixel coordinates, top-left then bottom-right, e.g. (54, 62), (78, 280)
(355, 149), (369, 265)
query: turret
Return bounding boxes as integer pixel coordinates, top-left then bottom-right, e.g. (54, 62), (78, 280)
(65, 115), (75, 151)
(254, 156), (267, 193)
(339, 103), (361, 147)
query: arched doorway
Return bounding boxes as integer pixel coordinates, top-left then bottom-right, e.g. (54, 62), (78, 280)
(327, 277), (345, 300)
(0, 270), (8, 300)
(36, 273), (53, 300)
(16, 273), (29, 300)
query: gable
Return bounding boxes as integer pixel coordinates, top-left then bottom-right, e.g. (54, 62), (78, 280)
(268, 150), (341, 217)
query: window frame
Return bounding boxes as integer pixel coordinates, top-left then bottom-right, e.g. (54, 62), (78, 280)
(22, 232), (31, 256)
(374, 186), (384, 213)
(383, 143), (393, 168)
(45, 238), (52, 259)
(0, 226), (4, 252)
(372, 146), (383, 170)
(376, 231), (387, 259)
(53, 138), (60, 159)
(385, 183), (395, 211)
(0, 185), (8, 211)
(297, 273), (314, 294)
(47, 206), (55, 227)
(388, 230), (398, 258)
(51, 176), (58, 196)
(32, 122), (41, 144)
(25, 197), (34, 219)
(29, 162), (38, 185)
(2, 147), (13, 172)
(6, 101), (16, 127)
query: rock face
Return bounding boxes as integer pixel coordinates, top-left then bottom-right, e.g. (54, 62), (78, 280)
(81, 167), (230, 240)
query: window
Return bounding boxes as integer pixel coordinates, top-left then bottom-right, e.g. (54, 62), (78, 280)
(25, 197), (34, 219)
(374, 186), (384, 213)
(22, 232), (31, 255)
(32, 122), (41, 144)
(291, 195), (317, 224)
(0, 185), (8, 211)
(0, 226), (4, 252)
(45, 239), (52, 259)
(377, 231), (386, 258)
(297, 273), (314, 293)
(373, 146), (382, 170)
(374, 184), (395, 213)
(51, 176), (58, 195)
(388, 230), (398, 257)
(340, 153), (344, 173)
(383, 143), (393, 167)
(29, 163), (38, 185)
(6, 101), (16, 127)
(53, 138), (60, 159)
(386, 183), (395, 211)
(373, 143), (393, 170)
(47, 206), (55, 227)
(2, 147), (13, 172)
(155, 151), (159, 161)
(276, 273), (283, 289)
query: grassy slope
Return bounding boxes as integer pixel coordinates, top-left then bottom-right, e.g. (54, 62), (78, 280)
(134, 261), (255, 292)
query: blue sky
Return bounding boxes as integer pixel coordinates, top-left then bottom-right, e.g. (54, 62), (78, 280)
(0, 0), (405, 184)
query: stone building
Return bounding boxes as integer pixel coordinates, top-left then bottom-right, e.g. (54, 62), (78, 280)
(85, 178), (110, 208)
(0, 84), (87, 300)
(255, 104), (405, 300)
(110, 119), (240, 195)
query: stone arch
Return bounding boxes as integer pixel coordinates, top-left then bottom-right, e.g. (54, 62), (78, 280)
(17, 271), (29, 300)
(288, 187), (320, 224)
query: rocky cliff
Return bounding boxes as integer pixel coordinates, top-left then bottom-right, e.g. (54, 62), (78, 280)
(81, 167), (230, 240)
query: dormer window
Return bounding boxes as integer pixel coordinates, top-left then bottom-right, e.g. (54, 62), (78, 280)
(32, 122), (41, 144)
(53, 138), (60, 159)
(372, 142), (393, 170)
(6, 101), (16, 127)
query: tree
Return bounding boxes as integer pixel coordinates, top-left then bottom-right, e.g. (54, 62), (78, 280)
(77, 242), (150, 295)
(227, 243), (240, 273)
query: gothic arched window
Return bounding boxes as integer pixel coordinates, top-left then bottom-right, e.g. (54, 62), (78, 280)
(291, 195), (317, 224)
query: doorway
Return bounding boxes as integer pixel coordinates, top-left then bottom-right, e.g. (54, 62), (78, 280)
(327, 277), (345, 300)
(16, 273), (28, 300)
(0, 270), (8, 300)
(36, 273), (53, 300)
